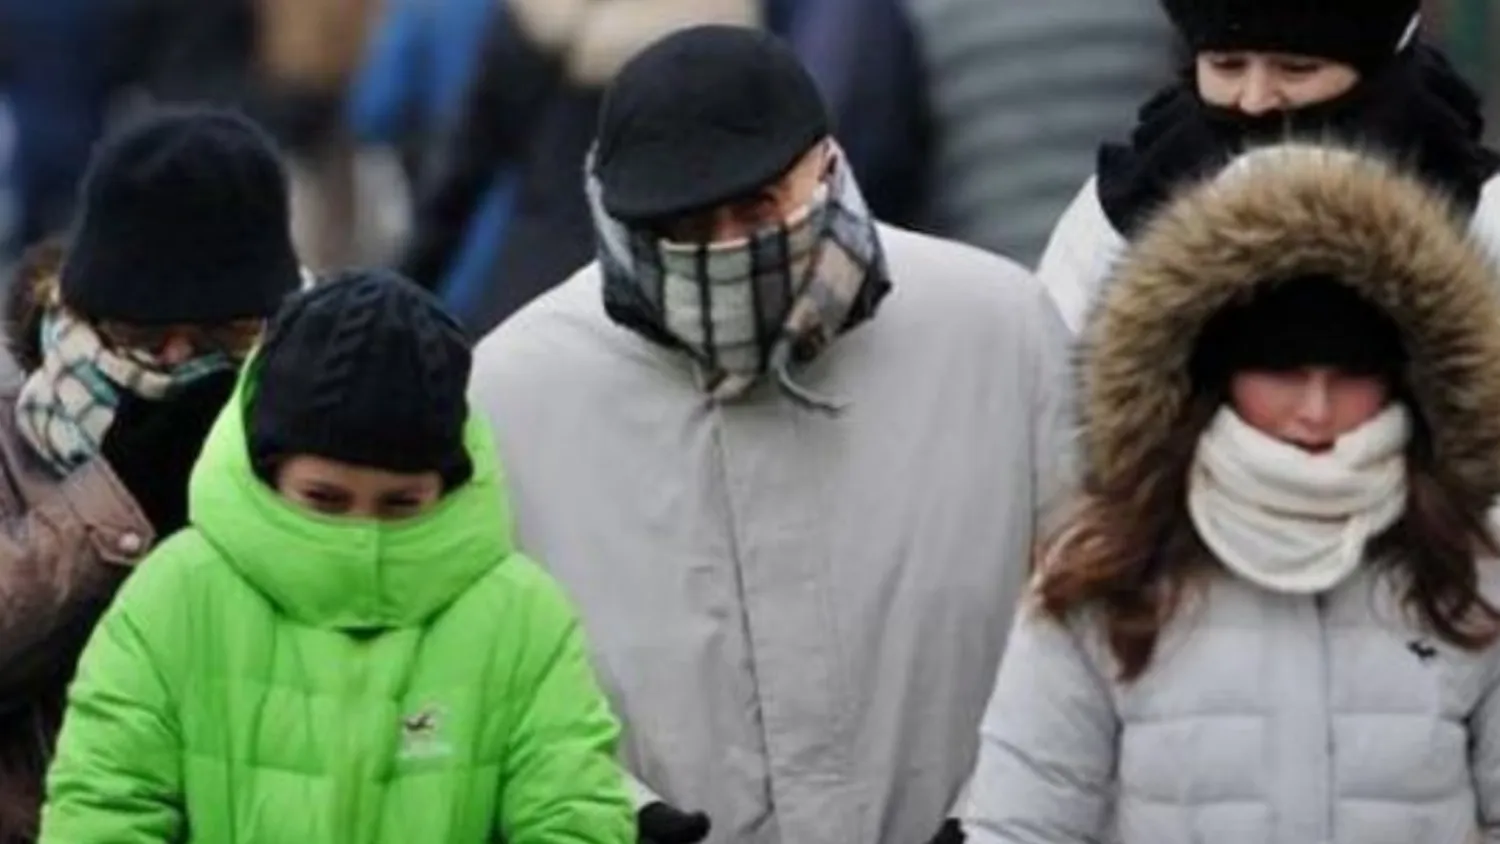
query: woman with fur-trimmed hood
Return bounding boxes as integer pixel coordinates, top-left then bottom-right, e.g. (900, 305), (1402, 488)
(963, 143), (1500, 844)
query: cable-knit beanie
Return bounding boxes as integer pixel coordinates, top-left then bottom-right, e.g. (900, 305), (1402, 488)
(248, 268), (473, 488)
(60, 106), (301, 325)
(1160, 0), (1421, 73)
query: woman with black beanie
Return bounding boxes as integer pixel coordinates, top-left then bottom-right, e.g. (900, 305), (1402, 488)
(1037, 0), (1500, 334)
(0, 106), (301, 843)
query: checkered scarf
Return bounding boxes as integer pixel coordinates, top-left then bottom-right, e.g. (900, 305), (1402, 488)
(15, 310), (234, 475)
(588, 141), (890, 413)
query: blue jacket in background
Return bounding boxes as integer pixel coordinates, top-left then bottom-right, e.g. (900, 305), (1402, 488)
(764, 0), (930, 226)
(348, 0), (517, 323)
(0, 0), (123, 254)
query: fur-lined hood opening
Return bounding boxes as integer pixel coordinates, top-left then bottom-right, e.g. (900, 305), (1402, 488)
(1080, 143), (1500, 504)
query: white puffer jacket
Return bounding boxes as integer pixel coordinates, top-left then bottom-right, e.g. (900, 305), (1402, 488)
(1037, 171), (1500, 334)
(971, 565), (1500, 844)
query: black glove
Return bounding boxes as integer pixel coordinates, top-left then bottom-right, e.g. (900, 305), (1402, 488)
(100, 370), (238, 537)
(929, 819), (965, 844)
(638, 801), (711, 844)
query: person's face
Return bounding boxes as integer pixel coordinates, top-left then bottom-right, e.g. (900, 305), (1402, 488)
(275, 455), (443, 522)
(98, 319), (263, 366)
(1229, 367), (1391, 452)
(1196, 51), (1361, 114)
(658, 140), (831, 244)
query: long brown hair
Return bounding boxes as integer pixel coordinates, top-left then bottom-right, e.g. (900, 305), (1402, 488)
(1035, 394), (1500, 683)
(4, 236), (65, 374)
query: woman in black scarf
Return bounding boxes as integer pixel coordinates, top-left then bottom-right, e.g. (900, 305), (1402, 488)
(1035, 0), (1500, 334)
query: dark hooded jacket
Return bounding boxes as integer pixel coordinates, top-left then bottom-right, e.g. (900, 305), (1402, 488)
(1036, 43), (1500, 335)
(966, 144), (1500, 843)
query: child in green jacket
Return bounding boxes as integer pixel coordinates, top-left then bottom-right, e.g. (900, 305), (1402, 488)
(38, 270), (634, 843)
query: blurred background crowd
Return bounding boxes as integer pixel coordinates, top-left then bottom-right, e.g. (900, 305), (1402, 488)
(0, 0), (1493, 333)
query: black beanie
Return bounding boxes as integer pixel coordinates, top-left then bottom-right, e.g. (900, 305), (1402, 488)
(1160, 0), (1421, 73)
(61, 106), (302, 325)
(594, 25), (830, 224)
(1191, 276), (1407, 389)
(248, 268), (474, 489)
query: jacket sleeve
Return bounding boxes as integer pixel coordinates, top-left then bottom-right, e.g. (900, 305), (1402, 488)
(497, 565), (635, 844)
(37, 550), (184, 844)
(345, 0), (427, 145)
(624, 770), (664, 810)
(0, 458), (154, 704)
(1027, 282), (1080, 542)
(962, 607), (1118, 844)
(1034, 178), (1121, 336)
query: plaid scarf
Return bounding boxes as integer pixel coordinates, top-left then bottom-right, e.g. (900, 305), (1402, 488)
(589, 141), (890, 413)
(15, 311), (234, 475)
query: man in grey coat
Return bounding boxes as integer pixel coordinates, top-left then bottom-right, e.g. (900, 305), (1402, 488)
(468, 26), (1075, 844)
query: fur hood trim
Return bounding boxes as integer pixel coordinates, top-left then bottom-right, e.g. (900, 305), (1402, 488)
(1080, 143), (1500, 502)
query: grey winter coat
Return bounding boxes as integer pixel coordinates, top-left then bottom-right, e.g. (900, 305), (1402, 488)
(965, 146), (1500, 844)
(469, 224), (1076, 844)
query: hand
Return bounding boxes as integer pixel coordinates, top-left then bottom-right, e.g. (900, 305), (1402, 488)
(100, 370), (237, 537)
(638, 801), (711, 844)
(929, 819), (965, 844)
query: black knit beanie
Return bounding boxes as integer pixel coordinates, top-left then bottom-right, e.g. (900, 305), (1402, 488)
(61, 106), (301, 325)
(1160, 0), (1421, 73)
(1191, 276), (1407, 390)
(248, 268), (474, 489)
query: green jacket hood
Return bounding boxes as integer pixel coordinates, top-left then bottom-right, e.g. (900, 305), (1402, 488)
(187, 362), (515, 630)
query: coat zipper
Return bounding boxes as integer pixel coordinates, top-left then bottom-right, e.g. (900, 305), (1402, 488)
(1316, 593), (1334, 842)
(337, 637), (375, 844)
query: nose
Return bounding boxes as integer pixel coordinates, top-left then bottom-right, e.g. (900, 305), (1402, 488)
(157, 333), (197, 366)
(1236, 65), (1283, 115)
(1293, 374), (1334, 428)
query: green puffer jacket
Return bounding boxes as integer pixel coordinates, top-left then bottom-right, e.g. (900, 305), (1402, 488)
(37, 371), (634, 844)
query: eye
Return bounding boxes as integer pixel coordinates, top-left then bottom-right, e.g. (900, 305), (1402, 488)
(1204, 54), (1247, 73)
(301, 488), (351, 514)
(98, 323), (165, 354)
(732, 194), (783, 229)
(378, 494), (427, 520)
(1275, 58), (1325, 75)
(659, 214), (715, 244)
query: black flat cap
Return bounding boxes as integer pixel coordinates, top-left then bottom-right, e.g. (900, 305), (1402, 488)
(594, 25), (830, 224)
